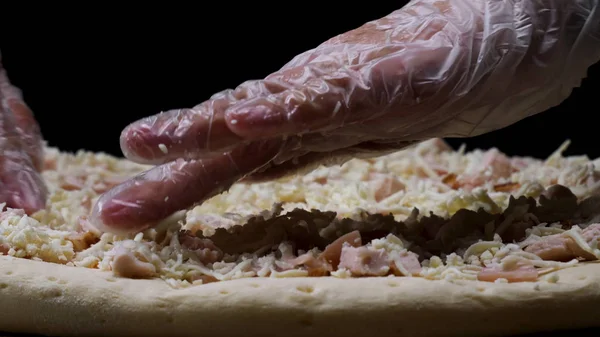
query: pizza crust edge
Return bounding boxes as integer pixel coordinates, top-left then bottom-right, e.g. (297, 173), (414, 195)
(1, 255), (598, 337)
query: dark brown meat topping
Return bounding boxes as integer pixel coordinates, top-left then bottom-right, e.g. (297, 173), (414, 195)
(190, 184), (600, 261)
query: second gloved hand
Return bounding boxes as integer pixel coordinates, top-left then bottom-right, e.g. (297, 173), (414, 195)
(92, 0), (600, 234)
(0, 57), (47, 214)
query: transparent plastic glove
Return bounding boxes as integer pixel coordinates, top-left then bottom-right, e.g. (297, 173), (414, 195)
(0, 56), (47, 214)
(93, 0), (600, 234)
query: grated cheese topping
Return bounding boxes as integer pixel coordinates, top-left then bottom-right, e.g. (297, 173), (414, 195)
(1, 139), (600, 288)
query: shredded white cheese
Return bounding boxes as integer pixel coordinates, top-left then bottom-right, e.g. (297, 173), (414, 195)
(0, 139), (599, 288)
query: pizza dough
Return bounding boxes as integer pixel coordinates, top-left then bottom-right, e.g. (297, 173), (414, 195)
(1, 255), (599, 337)
(2, 139), (600, 336)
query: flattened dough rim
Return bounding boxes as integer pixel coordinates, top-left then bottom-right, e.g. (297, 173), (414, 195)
(0, 256), (599, 337)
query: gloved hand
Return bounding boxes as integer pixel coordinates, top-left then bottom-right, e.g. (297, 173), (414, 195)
(92, 0), (600, 234)
(0, 56), (47, 214)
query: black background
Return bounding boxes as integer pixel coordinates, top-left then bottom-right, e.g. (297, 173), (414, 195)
(0, 4), (600, 337)
(0, 2), (598, 160)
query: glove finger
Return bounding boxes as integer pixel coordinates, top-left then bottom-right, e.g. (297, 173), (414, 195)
(0, 101), (47, 214)
(225, 60), (364, 140)
(4, 98), (44, 171)
(0, 66), (45, 172)
(226, 41), (456, 142)
(224, 12), (459, 141)
(119, 78), (294, 165)
(119, 91), (242, 165)
(90, 139), (284, 234)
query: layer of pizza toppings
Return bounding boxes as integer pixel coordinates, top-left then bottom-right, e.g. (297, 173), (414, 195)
(1, 139), (600, 288)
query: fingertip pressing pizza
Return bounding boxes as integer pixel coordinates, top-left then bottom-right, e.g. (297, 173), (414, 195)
(1, 138), (600, 337)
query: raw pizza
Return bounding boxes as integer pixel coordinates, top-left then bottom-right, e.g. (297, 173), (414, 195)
(1, 138), (600, 337)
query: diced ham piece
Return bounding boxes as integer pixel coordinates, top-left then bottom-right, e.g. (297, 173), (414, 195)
(0, 243), (9, 255)
(435, 169), (448, 176)
(282, 231), (363, 276)
(77, 216), (103, 237)
(524, 224), (600, 261)
(179, 232), (219, 251)
(524, 236), (589, 261)
(493, 182), (520, 192)
(179, 232), (223, 264)
(68, 231), (99, 252)
(582, 224), (600, 244)
(44, 158), (57, 170)
(442, 173), (459, 189)
(458, 149), (515, 190)
(81, 195), (92, 210)
(510, 158), (531, 171)
(319, 231), (362, 268)
(369, 173), (405, 202)
(477, 260), (538, 283)
(337, 236), (422, 277)
(112, 248), (157, 279)
(338, 246), (391, 276)
(390, 251), (422, 276)
(314, 177), (328, 185)
(92, 176), (127, 194)
(481, 149), (514, 179)
(288, 253), (331, 276)
(61, 176), (85, 191)
(66, 217), (102, 252)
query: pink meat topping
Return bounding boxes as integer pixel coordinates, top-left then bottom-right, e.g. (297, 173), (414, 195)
(477, 261), (538, 283)
(179, 232), (223, 264)
(369, 173), (405, 202)
(338, 245), (421, 277)
(111, 247), (157, 279)
(524, 224), (600, 261)
(459, 149), (515, 190)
